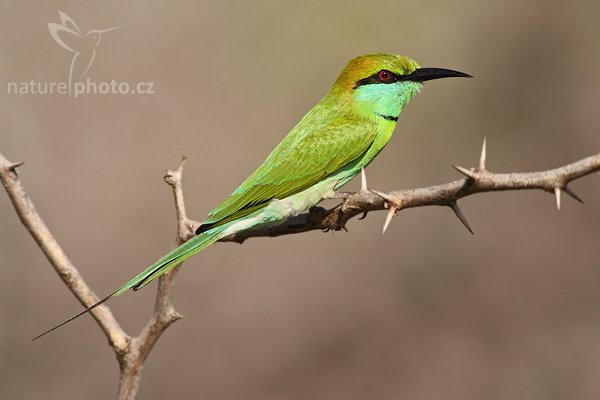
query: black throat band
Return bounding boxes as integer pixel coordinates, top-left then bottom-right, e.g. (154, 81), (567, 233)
(377, 113), (398, 122)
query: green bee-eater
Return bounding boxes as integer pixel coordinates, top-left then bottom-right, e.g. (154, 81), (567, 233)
(35, 53), (470, 339)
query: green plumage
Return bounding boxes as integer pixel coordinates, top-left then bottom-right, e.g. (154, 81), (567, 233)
(35, 53), (470, 340)
(204, 116), (378, 227)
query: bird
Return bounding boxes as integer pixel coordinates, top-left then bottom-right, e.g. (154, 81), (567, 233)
(34, 53), (470, 340)
(48, 11), (123, 100)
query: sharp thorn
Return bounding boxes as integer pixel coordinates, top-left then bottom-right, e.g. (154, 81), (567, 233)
(370, 189), (394, 203)
(563, 185), (584, 204)
(479, 137), (487, 171)
(371, 189), (403, 231)
(452, 164), (477, 179)
(358, 211), (368, 220)
(382, 206), (397, 234)
(554, 187), (561, 211)
(450, 203), (474, 235)
(6, 161), (25, 171)
(360, 167), (368, 193)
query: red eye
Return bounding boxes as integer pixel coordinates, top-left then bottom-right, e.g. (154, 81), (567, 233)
(378, 70), (392, 82)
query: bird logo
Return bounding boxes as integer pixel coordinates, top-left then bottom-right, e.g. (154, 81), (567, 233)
(48, 11), (123, 100)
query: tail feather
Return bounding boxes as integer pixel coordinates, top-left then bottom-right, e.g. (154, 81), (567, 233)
(33, 227), (225, 341)
(125, 229), (222, 292)
(32, 290), (116, 341)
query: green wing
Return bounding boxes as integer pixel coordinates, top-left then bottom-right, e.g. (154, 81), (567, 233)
(201, 116), (377, 230)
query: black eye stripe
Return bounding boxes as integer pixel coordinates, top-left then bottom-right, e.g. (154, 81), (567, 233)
(354, 70), (402, 88)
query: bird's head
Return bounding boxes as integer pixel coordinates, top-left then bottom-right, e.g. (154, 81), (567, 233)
(333, 53), (471, 121)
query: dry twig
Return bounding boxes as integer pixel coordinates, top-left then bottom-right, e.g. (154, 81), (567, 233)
(0, 152), (191, 400)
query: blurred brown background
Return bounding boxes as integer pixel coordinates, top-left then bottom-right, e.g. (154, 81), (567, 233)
(2, 0), (600, 399)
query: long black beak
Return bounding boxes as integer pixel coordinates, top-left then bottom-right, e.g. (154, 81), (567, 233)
(404, 68), (472, 82)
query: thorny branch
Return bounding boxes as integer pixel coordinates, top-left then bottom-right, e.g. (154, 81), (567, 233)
(1, 141), (599, 399)
(221, 140), (600, 242)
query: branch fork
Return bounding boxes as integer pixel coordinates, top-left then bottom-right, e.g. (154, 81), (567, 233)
(0, 152), (195, 400)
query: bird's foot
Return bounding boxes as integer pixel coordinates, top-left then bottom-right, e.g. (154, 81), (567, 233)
(326, 168), (374, 232)
(337, 167), (370, 215)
